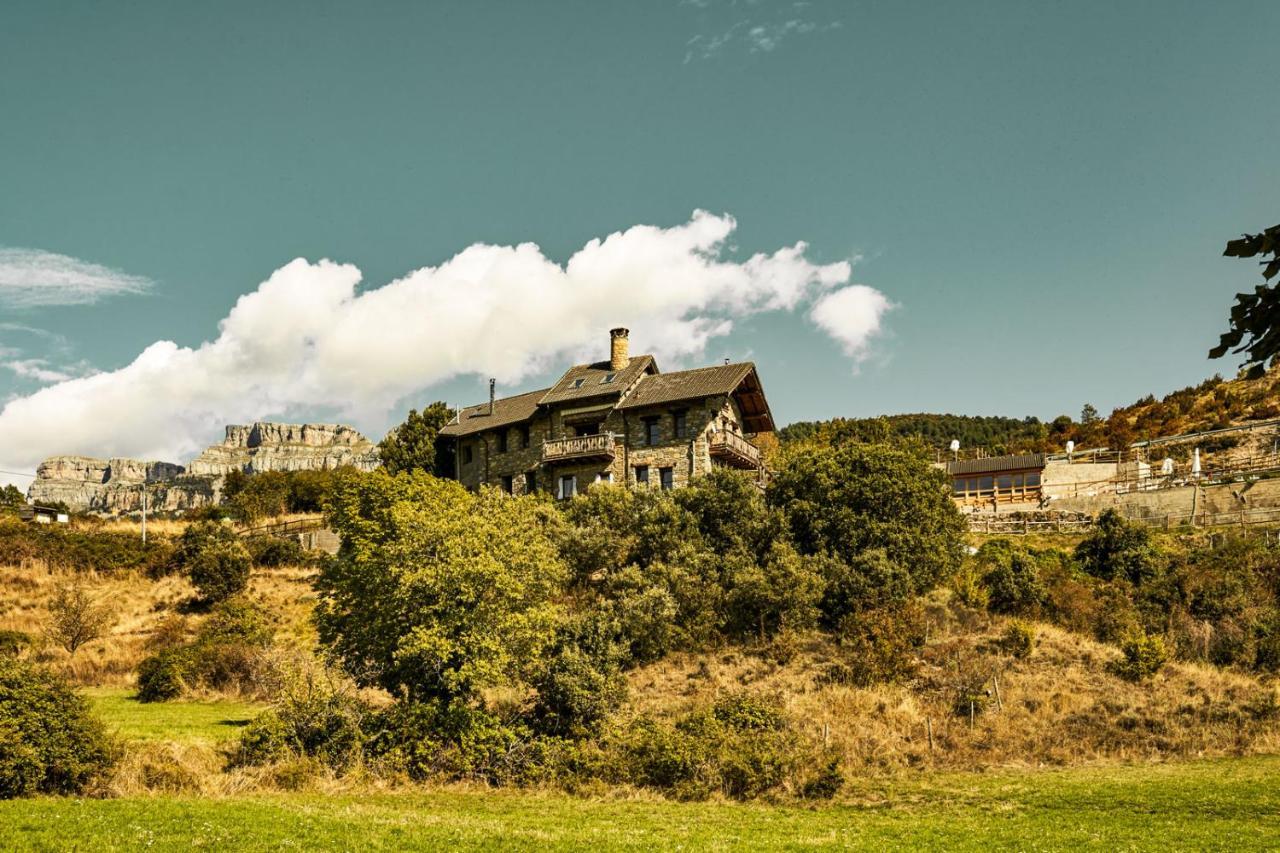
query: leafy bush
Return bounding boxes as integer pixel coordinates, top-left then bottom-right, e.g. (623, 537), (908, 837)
(176, 522), (252, 602)
(996, 620), (1036, 659)
(0, 516), (173, 574)
(829, 602), (926, 686)
(977, 540), (1048, 616)
(1109, 633), (1168, 682)
(235, 653), (367, 770)
(767, 442), (966, 595)
(611, 694), (801, 800)
(531, 643), (627, 739)
(817, 548), (914, 627)
(1075, 510), (1163, 587)
(0, 630), (30, 657)
(0, 657), (117, 797)
(365, 700), (532, 784)
(136, 599), (275, 701)
(245, 535), (309, 568)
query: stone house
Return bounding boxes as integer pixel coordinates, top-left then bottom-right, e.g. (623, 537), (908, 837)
(437, 328), (774, 497)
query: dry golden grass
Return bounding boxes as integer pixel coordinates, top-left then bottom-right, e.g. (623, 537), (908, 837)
(624, 594), (1280, 775)
(0, 562), (318, 687)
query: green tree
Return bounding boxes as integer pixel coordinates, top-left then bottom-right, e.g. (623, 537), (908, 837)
(1074, 510), (1162, 587)
(177, 522), (252, 602)
(378, 402), (455, 476)
(766, 442), (966, 594)
(316, 470), (565, 703)
(0, 485), (24, 509)
(1211, 224), (1280, 378)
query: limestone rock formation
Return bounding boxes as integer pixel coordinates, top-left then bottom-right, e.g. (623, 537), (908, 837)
(27, 455), (211, 514)
(188, 423), (380, 477)
(27, 422), (381, 515)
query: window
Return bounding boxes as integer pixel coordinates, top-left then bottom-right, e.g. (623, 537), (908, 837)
(497, 430), (508, 453)
(659, 467), (674, 490)
(595, 472), (613, 484)
(525, 471), (537, 493)
(601, 372), (617, 384)
(1025, 472), (1041, 488)
(519, 425), (531, 449)
(501, 475), (513, 494)
(673, 409), (688, 439)
(635, 465), (649, 485)
(574, 423), (600, 436)
(461, 445), (474, 465)
(571, 378), (586, 389)
(643, 418), (660, 446)
(559, 475), (577, 499)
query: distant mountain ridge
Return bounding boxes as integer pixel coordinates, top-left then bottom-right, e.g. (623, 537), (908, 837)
(27, 422), (380, 514)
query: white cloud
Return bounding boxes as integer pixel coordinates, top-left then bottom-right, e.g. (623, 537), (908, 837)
(0, 249), (152, 308)
(2, 359), (80, 384)
(0, 211), (889, 481)
(809, 284), (894, 365)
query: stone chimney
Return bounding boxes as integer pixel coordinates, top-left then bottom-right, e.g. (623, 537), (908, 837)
(609, 327), (630, 371)
(489, 378), (496, 415)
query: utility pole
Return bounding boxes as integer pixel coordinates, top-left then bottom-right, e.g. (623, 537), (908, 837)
(141, 487), (148, 546)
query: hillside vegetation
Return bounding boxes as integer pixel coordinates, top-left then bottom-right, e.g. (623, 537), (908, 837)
(3, 446), (1280, 804)
(779, 365), (1280, 454)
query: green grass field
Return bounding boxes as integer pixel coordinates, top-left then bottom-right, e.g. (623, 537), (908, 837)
(83, 687), (263, 743)
(3, 756), (1279, 851)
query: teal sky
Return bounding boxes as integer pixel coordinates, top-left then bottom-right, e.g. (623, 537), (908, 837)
(0, 0), (1277, 476)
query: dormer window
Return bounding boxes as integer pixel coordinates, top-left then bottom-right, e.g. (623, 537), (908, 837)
(601, 372), (617, 384)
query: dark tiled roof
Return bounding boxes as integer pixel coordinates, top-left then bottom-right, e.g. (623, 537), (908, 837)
(438, 387), (549, 438)
(538, 355), (656, 406)
(617, 362), (775, 432)
(946, 453), (1046, 476)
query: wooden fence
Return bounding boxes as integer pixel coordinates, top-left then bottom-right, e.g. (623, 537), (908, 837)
(968, 504), (1280, 535)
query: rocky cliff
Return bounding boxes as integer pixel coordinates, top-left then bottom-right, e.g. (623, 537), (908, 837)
(187, 423), (379, 477)
(27, 422), (381, 514)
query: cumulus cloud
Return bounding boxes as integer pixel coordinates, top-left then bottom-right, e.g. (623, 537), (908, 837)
(0, 249), (152, 308)
(0, 211), (889, 480)
(809, 284), (894, 365)
(2, 359), (81, 384)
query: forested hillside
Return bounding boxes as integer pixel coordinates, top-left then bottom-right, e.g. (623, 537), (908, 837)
(779, 366), (1280, 454)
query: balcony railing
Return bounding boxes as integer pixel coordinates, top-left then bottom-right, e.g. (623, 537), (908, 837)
(542, 433), (617, 465)
(709, 431), (761, 469)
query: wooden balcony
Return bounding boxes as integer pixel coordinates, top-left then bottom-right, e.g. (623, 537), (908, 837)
(709, 431), (761, 469)
(542, 433), (617, 465)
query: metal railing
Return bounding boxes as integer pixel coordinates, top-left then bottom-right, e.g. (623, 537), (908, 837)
(542, 433), (616, 463)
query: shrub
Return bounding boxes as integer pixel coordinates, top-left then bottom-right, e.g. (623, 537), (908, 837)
(977, 540), (1048, 616)
(612, 694), (802, 801)
(136, 599), (275, 701)
(531, 644), (627, 739)
(996, 620), (1036, 659)
(0, 657), (117, 797)
(365, 700), (530, 784)
(0, 630), (30, 657)
(1109, 633), (1168, 682)
(235, 653), (367, 770)
(136, 647), (196, 702)
(176, 522), (252, 603)
(800, 754), (845, 800)
(817, 548), (915, 627)
(1075, 510), (1163, 587)
(831, 601), (926, 686)
(245, 535), (309, 568)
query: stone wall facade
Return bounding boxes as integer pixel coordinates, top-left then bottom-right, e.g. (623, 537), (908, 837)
(455, 392), (758, 497)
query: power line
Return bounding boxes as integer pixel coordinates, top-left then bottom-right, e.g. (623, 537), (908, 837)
(0, 468), (36, 479)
